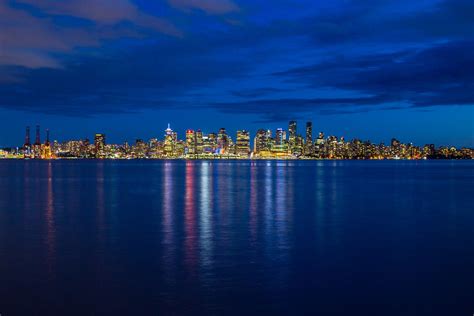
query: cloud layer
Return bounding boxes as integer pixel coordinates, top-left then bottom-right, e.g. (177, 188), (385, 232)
(0, 0), (473, 123)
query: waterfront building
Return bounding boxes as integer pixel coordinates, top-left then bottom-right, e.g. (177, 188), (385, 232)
(236, 130), (250, 157)
(195, 130), (203, 155)
(94, 133), (106, 158)
(164, 124), (175, 157)
(217, 128), (228, 154)
(288, 121), (297, 152)
(305, 121), (313, 155)
(186, 129), (196, 155)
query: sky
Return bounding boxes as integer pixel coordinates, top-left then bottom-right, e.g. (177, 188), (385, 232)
(0, 0), (473, 147)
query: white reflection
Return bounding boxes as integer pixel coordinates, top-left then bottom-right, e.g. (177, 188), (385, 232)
(249, 162), (258, 242)
(162, 161), (175, 283)
(199, 162), (213, 269)
(45, 162), (56, 278)
(264, 162), (274, 240)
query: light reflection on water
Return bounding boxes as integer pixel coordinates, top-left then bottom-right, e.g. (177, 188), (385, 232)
(0, 160), (473, 315)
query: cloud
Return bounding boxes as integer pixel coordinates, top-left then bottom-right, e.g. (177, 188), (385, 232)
(273, 40), (474, 111)
(18, 0), (181, 36)
(230, 87), (288, 98)
(0, 0), (180, 68)
(0, 35), (252, 115)
(168, 0), (239, 15)
(208, 95), (397, 122)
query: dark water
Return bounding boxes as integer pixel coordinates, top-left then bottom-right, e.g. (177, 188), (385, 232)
(0, 160), (473, 315)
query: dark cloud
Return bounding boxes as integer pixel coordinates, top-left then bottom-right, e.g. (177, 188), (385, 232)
(0, 36), (252, 115)
(273, 40), (474, 111)
(230, 87), (288, 98)
(168, 0), (239, 15)
(209, 95), (394, 122)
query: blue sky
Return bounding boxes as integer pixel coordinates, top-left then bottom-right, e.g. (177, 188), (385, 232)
(0, 0), (473, 147)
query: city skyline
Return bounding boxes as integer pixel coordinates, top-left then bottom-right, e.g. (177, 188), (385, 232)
(0, 0), (473, 147)
(2, 117), (474, 150)
(3, 120), (471, 160)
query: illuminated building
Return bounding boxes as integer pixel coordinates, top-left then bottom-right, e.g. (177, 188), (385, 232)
(206, 133), (217, 154)
(236, 130), (250, 156)
(288, 121), (297, 152)
(8, 122), (472, 160)
(217, 128), (228, 154)
(294, 135), (304, 156)
(305, 121), (313, 155)
(94, 133), (106, 158)
(186, 129), (196, 155)
(272, 128), (288, 156)
(195, 130), (203, 155)
(315, 132), (325, 145)
(164, 124), (175, 157)
(254, 129), (268, 155)
(134, 139), (147, 158)
(275, 128), (284, 145)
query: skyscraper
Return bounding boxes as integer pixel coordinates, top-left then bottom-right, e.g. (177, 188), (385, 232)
(289, 121), (297, 151)
(164, 124), (175, 157)
(305, 121), (313, 155)
(236, 130), (250, 156)
(94, 133), (106, 158)
(186, 129), (196, 155)
(254, 129), (267, 154)
(275, 128), (284, 145)
(195, 130), (203, 155)
(217, 128), (228, 154)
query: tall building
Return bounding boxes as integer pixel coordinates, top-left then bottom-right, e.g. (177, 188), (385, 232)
(306, 122), (312, 145)
(134, 139), (147, 158)
(305, 121), (313, 155)
(275, 128), (285, 145)
(94, 133), (106, 158)
(195, 130), (203, 155)
(217, 128), (228, 154)
(164, 124), (175, 157)
(207, 133), (217, 153)
(254, 129), (267, 154)
(236, 130), (250, 156)
(288, 121), (297, 150)
(186, 129), (196, 155)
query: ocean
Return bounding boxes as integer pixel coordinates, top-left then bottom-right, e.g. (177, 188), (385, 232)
(0, 160), (473, 315)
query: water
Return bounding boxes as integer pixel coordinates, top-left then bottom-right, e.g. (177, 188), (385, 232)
(0, 160), (473, 315)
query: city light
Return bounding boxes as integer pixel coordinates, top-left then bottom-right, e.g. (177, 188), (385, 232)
(2, 122), (472, 160)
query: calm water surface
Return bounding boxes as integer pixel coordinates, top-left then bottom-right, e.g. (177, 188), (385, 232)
(0, 160), (473, 315)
